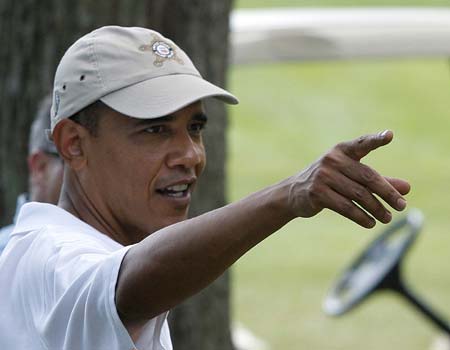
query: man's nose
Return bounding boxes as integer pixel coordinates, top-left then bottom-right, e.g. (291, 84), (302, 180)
(166, 133), (205, 169)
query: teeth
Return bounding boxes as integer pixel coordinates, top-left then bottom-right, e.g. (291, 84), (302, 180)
(166, 184), (188, 192)
(157, 184), (190, 198)
(168, 191), (184, 198)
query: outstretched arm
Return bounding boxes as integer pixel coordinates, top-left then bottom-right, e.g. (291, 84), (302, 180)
(115, 130), (410, 328)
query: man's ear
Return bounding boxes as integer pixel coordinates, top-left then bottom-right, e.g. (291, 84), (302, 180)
(52, 119), (88, 170)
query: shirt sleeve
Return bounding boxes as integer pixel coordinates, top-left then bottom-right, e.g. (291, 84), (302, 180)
(18, 228), (154, 350)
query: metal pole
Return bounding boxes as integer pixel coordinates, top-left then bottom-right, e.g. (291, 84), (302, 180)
(379, 264), (450, 335)
(396, 283), (450, 336)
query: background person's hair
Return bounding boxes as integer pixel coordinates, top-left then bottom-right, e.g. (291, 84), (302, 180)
(29, 95), (57, 155)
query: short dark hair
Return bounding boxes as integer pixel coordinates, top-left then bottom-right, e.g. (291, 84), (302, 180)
(29, 95), (56, 155)
(69, 100), (109, 136)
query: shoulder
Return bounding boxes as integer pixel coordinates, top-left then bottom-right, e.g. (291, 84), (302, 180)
(29, 224), (120, 266)
(1, 224), (131, 301)
(12, 202), (123, 254)
(3, 223), (118, 277)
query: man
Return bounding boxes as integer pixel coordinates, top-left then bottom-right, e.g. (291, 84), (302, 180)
(0, 26), (410, 350)
(0, 96), (63, 253)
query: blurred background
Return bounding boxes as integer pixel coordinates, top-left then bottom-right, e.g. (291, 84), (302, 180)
(230, 1), (450, 349)
(0, 0), (449, 349)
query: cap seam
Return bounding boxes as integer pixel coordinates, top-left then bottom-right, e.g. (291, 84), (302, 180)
(89, 32), (105, 94)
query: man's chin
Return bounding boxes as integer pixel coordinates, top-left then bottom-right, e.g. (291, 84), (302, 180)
(143, 212), (189, 235)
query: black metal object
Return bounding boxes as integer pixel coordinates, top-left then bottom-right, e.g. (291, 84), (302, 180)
(380, 265), (450, 335)
(323, 209), (450, 335)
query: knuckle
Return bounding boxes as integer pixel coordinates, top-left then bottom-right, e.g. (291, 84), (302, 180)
(310, 163), (326, 182)
(315, 168), (335, 188)
(320, 153), (335, 167)
(356, 135), (366, 144)
(368, 199), (385, 216)
(387, 189), (400, 204)
(315, 167), (327, 180)
(308, 187), (321, 202)
(318, 152), (343, 174)
(334, 141), (346, 150)
(374, 206), (387, 219)
(309, 178), (324, 195)
(353, 187), (367, 201)
(360, 166), (376, 183)
(339, 200), (354, 214)
(333, 142), (349, 155)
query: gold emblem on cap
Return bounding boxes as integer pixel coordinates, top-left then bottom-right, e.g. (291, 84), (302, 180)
(139, 34), (184, 67)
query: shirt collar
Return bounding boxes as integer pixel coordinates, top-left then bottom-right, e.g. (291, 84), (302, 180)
(11, 202), (123, 248)
(11, 202), (122, 248)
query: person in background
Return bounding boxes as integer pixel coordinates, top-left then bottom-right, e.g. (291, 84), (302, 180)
(0, 96), (63, 253)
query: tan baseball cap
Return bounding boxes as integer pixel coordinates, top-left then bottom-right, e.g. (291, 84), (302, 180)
(50, 26), (238, 131)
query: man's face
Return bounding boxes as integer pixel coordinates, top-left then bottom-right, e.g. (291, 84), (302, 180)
(83, 101), (207, 242)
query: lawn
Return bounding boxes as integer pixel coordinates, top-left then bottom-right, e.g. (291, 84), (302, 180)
(228, 26), (450, 350)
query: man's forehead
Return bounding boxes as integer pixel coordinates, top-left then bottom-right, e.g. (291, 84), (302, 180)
(130, 101), (206, 124)
(133, 113), (208, 126)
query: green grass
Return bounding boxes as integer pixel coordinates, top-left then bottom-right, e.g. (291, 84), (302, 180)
(228, 59), (450, 349)
(236, 0), (450, 7)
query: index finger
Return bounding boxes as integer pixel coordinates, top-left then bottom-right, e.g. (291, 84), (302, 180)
(338, 130), (393, 161)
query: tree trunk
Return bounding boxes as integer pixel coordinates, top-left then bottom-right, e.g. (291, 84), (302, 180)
(0, 1), (234, 349)
(148, 3), (235, 349)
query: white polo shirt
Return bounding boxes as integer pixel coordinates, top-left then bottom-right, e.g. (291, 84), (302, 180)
(0, 202), (172, 350)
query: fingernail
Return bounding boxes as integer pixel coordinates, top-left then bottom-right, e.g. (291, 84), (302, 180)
(397, 198), (407, 210)
(384, 211), (392, 223)
(367, 219), (376, 229)
(379, 130), (389, 138)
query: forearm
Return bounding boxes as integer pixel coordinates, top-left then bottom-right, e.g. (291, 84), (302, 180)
(116, 180), (294, 323)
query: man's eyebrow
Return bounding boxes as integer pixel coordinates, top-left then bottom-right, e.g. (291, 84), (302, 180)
(134, 115), (175, 125)
(133, 112), (207, 126)
(192, 112), (208, 123)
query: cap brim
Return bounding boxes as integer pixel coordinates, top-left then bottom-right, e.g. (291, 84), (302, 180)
(100, 74), (238, 119)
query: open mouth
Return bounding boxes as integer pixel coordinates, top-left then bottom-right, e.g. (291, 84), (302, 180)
(156, 184), (190, 198)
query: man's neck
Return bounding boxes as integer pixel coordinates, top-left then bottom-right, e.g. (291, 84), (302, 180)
(58, 175), (139, 246)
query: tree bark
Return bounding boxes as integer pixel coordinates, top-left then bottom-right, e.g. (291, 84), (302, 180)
(0, 1), (234, 349)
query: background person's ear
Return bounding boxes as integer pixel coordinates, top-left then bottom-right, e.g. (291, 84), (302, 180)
(52, 119), (87, 170)
(27, 151), (49, 181)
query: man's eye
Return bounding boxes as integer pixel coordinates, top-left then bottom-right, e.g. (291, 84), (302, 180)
(189, 122), (206, 134)
(145, 125), (166, 134)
